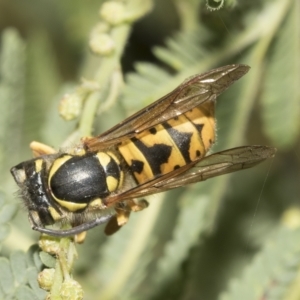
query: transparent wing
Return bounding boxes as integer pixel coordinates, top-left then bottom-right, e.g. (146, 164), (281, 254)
(85, 64), (250, 151)
(34, 147), (275, 237)
(104, 145), (276, 205)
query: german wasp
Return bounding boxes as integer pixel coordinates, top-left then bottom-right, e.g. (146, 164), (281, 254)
(10, 64), (276, 237)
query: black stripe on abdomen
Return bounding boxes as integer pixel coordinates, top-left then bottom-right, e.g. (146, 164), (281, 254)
(130, 137), (172, 177)
(162, 122), (193, 163)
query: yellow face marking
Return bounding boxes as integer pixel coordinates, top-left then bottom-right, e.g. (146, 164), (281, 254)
(106, 176), (119, 192)
(48, 155), (73, 187)
(48, 206), (62, 221)
(56, 199), (87, 212)
(13, 168), (26, 184)
(34, 159), (44, 173)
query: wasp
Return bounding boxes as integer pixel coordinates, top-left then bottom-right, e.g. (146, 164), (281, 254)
(10, 64), (276, 237)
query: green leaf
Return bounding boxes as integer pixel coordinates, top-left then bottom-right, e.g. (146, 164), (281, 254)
(123, 64), (172, 110)
(26, 245), (44, 271)
(0, 224), (10, 244)
(3, 1), (299, 299)
(15, 285), (39, 300)
(0, 203), (18, 225)
(27, 267), (47, 299)
(25, 30), (64, 145)
(152, 192), (211, 290)
(39, 251), (56, 269)
(0, 248), (46, 299)
(10, 251), (28, 285)
(219, 225), (300, 300)
(96, 196), (164, 299)
(0, 192), (18, 245)
(262, 1), (300, 149)
(0, 258), (14, 295)
(0, 28), (26, 180)
(153, 29), (208, 70)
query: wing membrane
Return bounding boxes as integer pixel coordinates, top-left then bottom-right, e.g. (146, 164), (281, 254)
(85, 64), (250, 151)
(105, 145), (276, 205)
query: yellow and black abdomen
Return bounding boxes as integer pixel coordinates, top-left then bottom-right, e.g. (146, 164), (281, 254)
(118, 102), (215, 184)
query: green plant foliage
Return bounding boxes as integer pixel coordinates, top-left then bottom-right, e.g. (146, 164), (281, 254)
(0, 29), (26, 183)
(153, 28), (209, 70)
(220, 221), (300, 300)
(151, 192), (211, 291)
(0, 192), (18, 245)
(0, 248), (46, 300)
(96, 209), (157, 298)
(1, 0), (299, 299)
(261, 0), (300, 149)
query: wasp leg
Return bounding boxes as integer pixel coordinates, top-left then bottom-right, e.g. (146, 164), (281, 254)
(104, 199), (149, 235)
(115, 199), (149, 225)
(30, 141), (56, 157)
(115, 204), (131, 226)
(104, 215), (123, 235)
(126, 199), (149, 212)
(74, 231), (87, 244)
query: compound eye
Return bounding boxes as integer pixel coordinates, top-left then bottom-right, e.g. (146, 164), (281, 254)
(11, 158), (59, 227)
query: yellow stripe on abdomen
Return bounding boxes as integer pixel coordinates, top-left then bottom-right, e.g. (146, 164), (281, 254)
(185, 103), (216, 152)
(118, 123), (185, 184)
(118, 112), (207, 184)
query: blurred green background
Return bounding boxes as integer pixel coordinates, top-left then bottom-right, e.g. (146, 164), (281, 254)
(0, 0), (299, 299)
